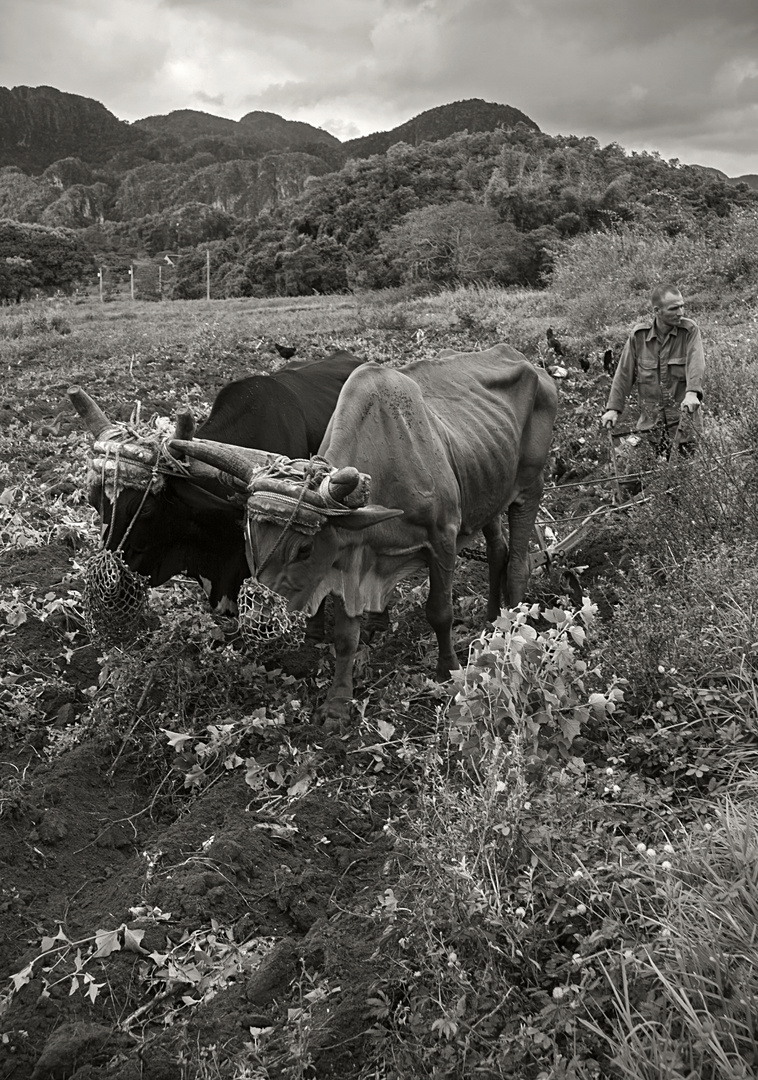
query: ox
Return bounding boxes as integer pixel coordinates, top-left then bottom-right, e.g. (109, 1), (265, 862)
(69, 351), (364, 614)
(173, 345), (558, 722)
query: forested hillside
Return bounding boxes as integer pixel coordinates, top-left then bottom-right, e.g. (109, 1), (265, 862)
(172, 127), (758, 298)
(1, 85), (757, 300)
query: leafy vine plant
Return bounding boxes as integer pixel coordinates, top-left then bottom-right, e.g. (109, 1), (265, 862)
(447, 599), (625, 767)
(3, 915), (276, 1031)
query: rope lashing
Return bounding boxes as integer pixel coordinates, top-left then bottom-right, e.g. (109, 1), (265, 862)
(246, 456), (372, 535)
(88, 426), (193, 501)
(235, 457), (372, 646)
(82, 420), (188, 647)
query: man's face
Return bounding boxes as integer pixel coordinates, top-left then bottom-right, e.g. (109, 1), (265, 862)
(655, 292), (685, 333)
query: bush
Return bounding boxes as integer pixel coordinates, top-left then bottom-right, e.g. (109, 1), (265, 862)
(0, 308), (72, 339)
(365, 604), (637, 1078)
(547, 212), (758, 333)
(0, 220), (95, 300)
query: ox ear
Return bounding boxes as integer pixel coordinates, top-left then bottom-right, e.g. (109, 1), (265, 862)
(173, 408), (196, 441)
(333, 506), (404, 531)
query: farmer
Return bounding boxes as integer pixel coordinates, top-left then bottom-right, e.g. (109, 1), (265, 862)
(601, 285), (704, 456)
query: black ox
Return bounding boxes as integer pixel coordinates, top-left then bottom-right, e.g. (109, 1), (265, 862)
(69, 352), (364, 614)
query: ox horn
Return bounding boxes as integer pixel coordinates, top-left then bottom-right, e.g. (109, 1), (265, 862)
(328, 466), (361, 504)
(173, 408), (196, 441)
(170, 438), (281, 483)
(68, 385), (118, 439)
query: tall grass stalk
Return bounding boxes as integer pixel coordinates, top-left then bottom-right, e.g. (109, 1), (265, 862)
(584, 786), (758, 1080)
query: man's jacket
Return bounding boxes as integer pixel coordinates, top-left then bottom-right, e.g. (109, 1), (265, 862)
(607, 316), (705, 432)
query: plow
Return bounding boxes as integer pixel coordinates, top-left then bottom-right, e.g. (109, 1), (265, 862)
(529, 428), (652, 576)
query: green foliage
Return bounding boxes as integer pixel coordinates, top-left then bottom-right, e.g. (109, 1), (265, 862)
(363, 606), (672, 1078)
(0, 309), (71, 338)
(0, 166), (58, 222)
(163, 710), (317, 799)
(447, 601), (622, 770)
(0, 219), (95, 300)
(547, 207), (758, 333)
(182, 127), (756, 298)
(3, 912), (277, 1034)
(593, 423), (758, 791)
(379, 201), (532, 287)
(4, 99), (757, 299)
(585, 788), (758, 1080)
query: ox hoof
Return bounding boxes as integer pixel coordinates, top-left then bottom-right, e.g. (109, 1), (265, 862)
(435, 658), (460, 684)
(317, 697), (352, 732)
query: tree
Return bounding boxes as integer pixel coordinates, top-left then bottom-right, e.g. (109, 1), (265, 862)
(380, 202), (535, 286)
(0, 220), (95, 300)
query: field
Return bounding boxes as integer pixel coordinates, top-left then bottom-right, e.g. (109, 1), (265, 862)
(2, 277), (758, 1080)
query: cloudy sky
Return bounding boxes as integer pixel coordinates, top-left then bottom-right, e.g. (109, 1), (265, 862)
(4, 0), (758, 177)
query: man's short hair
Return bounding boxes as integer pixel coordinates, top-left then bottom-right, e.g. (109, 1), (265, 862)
(651, 284), (682, 308)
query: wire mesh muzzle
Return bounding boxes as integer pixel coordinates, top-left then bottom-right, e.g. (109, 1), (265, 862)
(82, 549), (151, 649)
(236, 577), (307, 649)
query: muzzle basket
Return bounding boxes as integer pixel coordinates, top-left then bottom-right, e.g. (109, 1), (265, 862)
(82, 549), (151, 649)
(237, 578), (307, 650)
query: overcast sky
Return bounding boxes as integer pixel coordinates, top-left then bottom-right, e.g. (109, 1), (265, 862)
(4, 0), (758, 177)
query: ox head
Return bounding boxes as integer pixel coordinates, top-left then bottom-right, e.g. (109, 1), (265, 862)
(170, 438), (403, 616)
(69, 386), (249, 613)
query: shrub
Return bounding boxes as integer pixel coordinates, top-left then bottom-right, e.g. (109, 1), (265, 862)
(547, 213), (758, 333)
(0, 309), (72, 339)
(364, 604), (637, 1078)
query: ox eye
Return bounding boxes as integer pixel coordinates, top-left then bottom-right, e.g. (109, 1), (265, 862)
(296, 541), (313, 561)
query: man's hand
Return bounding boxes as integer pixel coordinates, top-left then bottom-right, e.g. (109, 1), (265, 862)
(601, 409), (619, 428)
(682, 392), (700, 413)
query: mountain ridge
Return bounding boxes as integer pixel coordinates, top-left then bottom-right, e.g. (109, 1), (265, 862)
(1, 85), (754, 189)
(1, 86), (541, 175)
(342, 99), (539, 157)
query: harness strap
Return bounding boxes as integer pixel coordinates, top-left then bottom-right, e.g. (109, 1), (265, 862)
(251, 464), (319, 577)
(99, 444), (160, 554)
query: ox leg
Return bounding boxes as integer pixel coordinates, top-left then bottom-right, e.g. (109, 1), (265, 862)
(482, 517), (508, 623)
(320, 596), (361, 727)
(305, 598), (327, 641)
(426, 559), (459, 681)
(361, 606), (390, 644)
(504, 498), (539, 606)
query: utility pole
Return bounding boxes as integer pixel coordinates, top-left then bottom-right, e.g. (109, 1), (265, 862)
(98, 267), (103, 303)
(129, 264), (135, 301)
(206, 249), (211, 303)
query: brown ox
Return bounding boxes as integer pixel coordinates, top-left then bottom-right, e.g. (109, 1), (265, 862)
(173, 345), (558, 722)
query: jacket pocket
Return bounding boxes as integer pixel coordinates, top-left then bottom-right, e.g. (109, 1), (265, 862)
(636, 354), (658, 400)
(667, 362), (685, 387)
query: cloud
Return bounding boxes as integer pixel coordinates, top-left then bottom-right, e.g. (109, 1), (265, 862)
(194, 90), (227, 108)
(2, 0), (171, 111)
(1, 0), (757, 174)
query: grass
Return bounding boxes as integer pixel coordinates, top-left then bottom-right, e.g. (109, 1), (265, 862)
(4, 224), (758, 1077)
(582, 784), (758, 1080)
